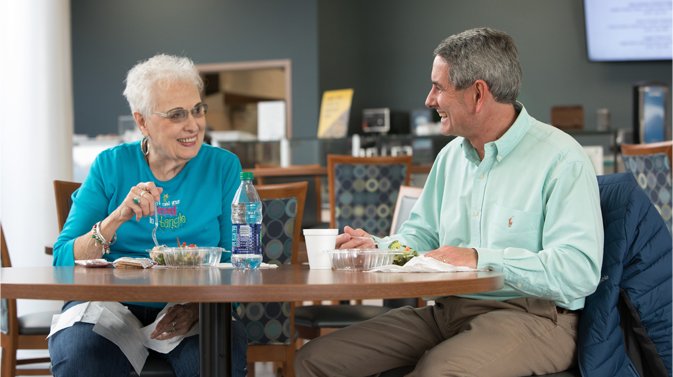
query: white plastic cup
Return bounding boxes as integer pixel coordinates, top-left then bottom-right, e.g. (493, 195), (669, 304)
(303, 229), (338, 269)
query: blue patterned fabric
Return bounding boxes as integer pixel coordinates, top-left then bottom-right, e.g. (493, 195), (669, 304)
(333, 163), (408, 237)
(237, 196), (297, 345)
(622, 153), (672, 234)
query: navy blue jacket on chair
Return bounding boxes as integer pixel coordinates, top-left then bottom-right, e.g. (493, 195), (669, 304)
(578, 173), (672, 377)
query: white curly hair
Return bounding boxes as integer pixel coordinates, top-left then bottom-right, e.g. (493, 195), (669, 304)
(122, 54), (203, 116)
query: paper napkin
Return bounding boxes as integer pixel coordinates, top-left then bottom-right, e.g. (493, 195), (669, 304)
(368, 255), (480, 272)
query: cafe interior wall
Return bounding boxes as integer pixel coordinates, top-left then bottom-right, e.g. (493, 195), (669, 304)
(318, 0), (672, 136)
(70, 0), (320, 139)
(0, 0), (72, 316)
(70, 0), (670, 160)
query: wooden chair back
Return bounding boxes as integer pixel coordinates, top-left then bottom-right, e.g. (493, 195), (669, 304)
(621, 141), (673, 164)
(53, 180), (82, 231)
(1, 222), (12, 268)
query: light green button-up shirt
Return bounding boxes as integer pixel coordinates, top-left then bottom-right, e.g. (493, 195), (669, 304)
(380, 105), (604, 310)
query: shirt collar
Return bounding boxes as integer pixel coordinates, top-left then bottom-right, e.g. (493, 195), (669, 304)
(462, 102), (529, 163)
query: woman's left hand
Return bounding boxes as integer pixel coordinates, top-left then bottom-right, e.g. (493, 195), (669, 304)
(150, 303), (199, 340)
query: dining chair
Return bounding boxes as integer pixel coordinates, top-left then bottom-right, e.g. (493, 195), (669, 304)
(1, 222), (55, 377)
(327, 154), (412, 237)
(236, 181), (307, 377)
(52, 180), (175, 377)
(327, 153), (411, 299)
(620, 141), (672, 233)
(295, 177), (422, 343)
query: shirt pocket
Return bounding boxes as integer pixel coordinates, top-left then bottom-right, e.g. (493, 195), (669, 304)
(486, 205), (541, 249)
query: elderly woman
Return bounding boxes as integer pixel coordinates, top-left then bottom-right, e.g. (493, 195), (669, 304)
(49, 54), (247, 377)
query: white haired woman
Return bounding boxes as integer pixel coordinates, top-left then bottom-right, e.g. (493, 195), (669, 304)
(49, 54), (247, 377)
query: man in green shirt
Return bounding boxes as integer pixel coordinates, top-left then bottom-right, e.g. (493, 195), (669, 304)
(295, 27), (603, 377)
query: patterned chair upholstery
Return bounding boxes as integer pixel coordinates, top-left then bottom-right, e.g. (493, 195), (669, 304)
(328, 155), (412, 237)
(235, 182), (307, 377)
(621, 141), (672, 234)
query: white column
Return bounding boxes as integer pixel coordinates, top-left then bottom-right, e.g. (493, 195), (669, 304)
(0, 0), (72, 314)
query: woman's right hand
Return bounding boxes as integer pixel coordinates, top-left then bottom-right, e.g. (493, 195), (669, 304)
(73, 182), (163, 260)
(117, 181), (163, 222)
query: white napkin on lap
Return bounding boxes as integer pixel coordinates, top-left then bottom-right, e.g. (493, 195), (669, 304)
(368, 255), (479, 272)
(141, 303), (198, 354)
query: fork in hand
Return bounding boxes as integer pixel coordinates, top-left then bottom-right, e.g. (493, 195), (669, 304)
(152, 203), (159, 247)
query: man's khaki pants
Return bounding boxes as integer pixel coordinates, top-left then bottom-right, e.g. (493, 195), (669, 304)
(295, 297), (578, 377)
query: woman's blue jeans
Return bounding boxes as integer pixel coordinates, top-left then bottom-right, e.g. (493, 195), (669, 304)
(48, 301), (247, 377)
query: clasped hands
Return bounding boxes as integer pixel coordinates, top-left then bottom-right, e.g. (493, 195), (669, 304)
(336, 226), (478, 269)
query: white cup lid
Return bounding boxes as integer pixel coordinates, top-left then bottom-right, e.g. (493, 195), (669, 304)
(303, 228), (338, 236)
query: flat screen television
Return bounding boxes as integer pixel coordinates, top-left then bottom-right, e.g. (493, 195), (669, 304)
(583, 0), (672, 62)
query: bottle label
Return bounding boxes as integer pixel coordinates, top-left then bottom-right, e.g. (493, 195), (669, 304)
(232, 223), (261, 254)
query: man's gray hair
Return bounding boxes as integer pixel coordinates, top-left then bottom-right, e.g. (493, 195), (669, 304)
(123, 54), (203, 116)
(433, 27), (522, 104)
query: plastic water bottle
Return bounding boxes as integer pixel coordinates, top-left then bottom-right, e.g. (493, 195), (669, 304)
(231, 172), (263, 269)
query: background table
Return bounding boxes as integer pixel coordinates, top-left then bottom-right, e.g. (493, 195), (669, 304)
(1, 264), (503, 377)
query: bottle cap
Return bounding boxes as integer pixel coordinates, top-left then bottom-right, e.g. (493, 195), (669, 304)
(240, 171), (253, 180)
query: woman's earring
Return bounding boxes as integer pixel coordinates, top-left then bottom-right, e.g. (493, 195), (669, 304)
(142, 137), (150, 156)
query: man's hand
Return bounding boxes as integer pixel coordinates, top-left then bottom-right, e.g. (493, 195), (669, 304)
(424, 246), (478, 268)
(335, 226), (376, 249)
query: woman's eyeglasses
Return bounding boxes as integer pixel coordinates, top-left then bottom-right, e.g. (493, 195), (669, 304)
(153, 103), (208, 123)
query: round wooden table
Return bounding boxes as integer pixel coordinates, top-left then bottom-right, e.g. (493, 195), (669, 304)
(1, 264), (503, 377)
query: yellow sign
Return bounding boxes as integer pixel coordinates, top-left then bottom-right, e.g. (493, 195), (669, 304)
(317, 89), (353, 138)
